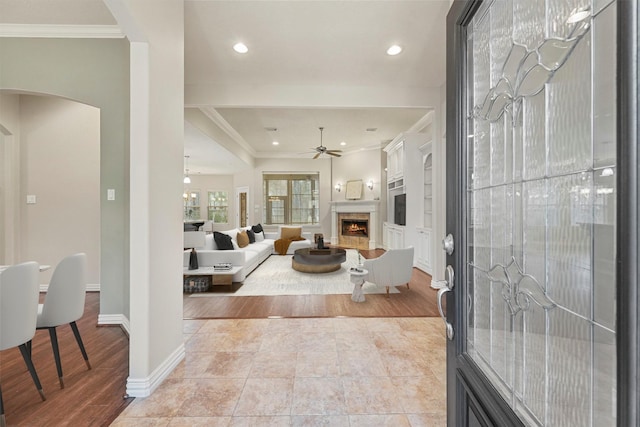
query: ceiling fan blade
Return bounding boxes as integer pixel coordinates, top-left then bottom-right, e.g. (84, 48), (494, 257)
(327, 152), (341, 157)
(313, 152), (321, 159)
(326, 149), (343, 153)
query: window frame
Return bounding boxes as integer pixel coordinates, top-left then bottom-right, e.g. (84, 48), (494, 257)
(262, 172), (320, 225)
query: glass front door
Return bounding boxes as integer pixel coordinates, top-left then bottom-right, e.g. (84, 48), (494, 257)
(444, 0), (632, 425)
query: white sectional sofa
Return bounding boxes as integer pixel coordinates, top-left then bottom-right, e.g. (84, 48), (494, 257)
(183, 227), (313, 283)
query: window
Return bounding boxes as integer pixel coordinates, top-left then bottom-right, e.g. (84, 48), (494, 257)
(208, 191), (228, 223)
(183, 190), (200, 220)
(263, 173), (319, 225)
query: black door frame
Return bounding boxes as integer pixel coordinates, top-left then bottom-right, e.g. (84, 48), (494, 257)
(445, 0), (639, 425)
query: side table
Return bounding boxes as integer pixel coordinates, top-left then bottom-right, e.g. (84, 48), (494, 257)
(349, 268), (368, 302)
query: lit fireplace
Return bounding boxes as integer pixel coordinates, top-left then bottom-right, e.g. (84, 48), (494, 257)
(341, 219), (368, 237)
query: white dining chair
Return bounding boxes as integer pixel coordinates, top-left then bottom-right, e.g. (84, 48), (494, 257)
(35, 253), (91, 389)
(0, 262), (46, 426)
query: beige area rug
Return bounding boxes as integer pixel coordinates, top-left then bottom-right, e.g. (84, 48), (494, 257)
(190, 249), (398, 297)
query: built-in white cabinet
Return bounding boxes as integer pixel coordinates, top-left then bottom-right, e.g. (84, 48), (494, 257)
(423, 153), (433, 228)
(384, 222), (405, 250)
(386, 141), (405, 188)
(416, 228), (432, 274)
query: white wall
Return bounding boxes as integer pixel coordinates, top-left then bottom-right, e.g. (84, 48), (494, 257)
(331, 148), (383, 202)
(109, 0), (185, 397)
(0, 92), (22, 265)
(0, 37), (131, 321)
(19, 95), (100, 286)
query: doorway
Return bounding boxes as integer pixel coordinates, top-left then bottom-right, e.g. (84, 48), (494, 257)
(236, 186), (249, 228)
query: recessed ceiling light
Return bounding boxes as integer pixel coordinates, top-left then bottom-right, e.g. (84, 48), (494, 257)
(340, 141), (346, 146)
(272, 141), (279, 146)
(233, 42), (248, 53)
(386, 45), (402, 56)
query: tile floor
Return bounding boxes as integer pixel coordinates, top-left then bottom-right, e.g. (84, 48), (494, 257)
(112, 317), (446, 426)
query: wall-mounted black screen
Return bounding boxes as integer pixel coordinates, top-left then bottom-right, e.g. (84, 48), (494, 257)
(394, 193), (406, 226)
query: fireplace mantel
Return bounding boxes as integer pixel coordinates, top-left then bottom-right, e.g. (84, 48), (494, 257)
(329, 200), (380, 249)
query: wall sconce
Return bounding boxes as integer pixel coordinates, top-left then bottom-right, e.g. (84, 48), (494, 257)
(335, 182), (342, 192)
(367, 180), (374, 190)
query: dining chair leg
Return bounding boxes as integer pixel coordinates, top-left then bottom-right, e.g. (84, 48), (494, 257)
(46, 327), (65, 389)
(70, 321), (92, 370)
(17, 344), (46, 401)
(25, 340), (32, 358)
(1, 384), (5, 427)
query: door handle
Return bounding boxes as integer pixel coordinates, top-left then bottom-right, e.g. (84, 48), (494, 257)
(437, 265), (455, 340)
(442, 233), (454, 255)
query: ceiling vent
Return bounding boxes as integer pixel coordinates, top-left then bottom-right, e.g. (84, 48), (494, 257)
(366, 128), (378, 132)
(264, 127), (278, 132)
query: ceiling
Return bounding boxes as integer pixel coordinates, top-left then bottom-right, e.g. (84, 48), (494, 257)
(1, 0), (451, 174)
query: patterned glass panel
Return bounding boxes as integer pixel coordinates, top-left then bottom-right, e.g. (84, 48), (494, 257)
(466, 1), (617, 425)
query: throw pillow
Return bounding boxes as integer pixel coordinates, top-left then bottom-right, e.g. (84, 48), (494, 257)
(237, 230), (250, 248)
(252, 223), (264, 233)
(254, 231), (265, 242)
(213, 231), (234, 250)
(247, 229), (256, 243)
(281, 226), (302, 240)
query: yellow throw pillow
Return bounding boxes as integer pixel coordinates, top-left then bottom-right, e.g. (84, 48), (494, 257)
(236, 230), (250, 248)
(280, 227), (302, 240)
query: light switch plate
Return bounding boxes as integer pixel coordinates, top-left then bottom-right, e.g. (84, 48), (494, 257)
(107, 189), (115, 201)
(26, 195), (37, 204)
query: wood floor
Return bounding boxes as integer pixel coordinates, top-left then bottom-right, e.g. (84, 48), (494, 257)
(2, 249), (439, 425)
(184, 248), (441, 319)
(0, 292), (132, 426)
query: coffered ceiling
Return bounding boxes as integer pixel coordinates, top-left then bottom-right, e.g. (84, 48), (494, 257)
(0, 0), (451, 174)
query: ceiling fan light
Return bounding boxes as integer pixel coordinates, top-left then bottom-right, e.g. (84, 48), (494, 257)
(233, 42), (248, 53)
(386, 45), (402, 56)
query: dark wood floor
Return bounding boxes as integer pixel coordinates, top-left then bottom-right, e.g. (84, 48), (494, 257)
(0, 292), (131, 426)
(2, 249), (439, 425)
(184, 248), (441, 319)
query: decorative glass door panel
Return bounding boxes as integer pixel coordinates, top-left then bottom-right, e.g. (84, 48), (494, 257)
(465, 0), (617, 425)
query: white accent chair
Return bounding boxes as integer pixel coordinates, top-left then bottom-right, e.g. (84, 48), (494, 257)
(362, 247), (414, 298)
(0, 262), (46, 424)
(35, 253), (91, 389)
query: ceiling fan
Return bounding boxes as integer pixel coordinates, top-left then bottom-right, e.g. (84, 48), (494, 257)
(310, 127), (342, 159)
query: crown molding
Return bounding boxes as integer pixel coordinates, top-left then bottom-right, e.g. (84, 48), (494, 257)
(0, 24), (125, 39)
(198, 106), (257, 156)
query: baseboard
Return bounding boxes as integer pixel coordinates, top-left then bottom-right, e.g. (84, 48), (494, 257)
(126, 343), (185, 398)
(98, 313), (131, 335)
(40, 283), (100, 292)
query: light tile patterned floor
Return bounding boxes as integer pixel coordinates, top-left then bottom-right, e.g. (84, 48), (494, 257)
(112, 317), (446, 427)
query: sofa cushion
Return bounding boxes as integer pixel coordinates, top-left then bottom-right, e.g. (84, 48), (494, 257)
(246, 229), (256, 243)
(237, 230), (250, 248)
(280, 226), (302, 240)
(213, 231), (234, 250)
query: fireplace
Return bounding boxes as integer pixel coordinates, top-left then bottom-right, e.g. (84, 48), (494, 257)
(330, 200), (379, 250)
(341, 219), (368, 237)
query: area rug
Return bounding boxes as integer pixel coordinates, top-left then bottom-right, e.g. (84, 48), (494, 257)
(190, 249), (398, 297)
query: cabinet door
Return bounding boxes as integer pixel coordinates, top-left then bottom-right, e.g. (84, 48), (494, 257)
(416, 229), (432, 274)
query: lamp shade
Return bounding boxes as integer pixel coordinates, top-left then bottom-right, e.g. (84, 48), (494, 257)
(183, 231), (206, 249)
